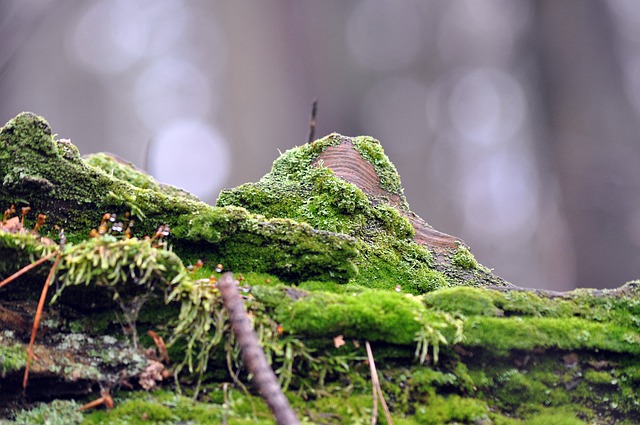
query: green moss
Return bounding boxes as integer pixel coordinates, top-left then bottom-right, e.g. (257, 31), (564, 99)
(6, 400), (83, 425)
(173, 206), (359, 282)
(424, 286), (503, 316)
(452, 244), (478, 270)
(0, 342), (26, 377)
(414, 395), (489, 425)
(520, 407), (589, 425)
(85, 153), (199, 201)
(583, 369), (616, 385)
(3, 113), (640, 424)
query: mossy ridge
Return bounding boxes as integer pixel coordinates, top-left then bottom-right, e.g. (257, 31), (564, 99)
(0, 112), (198, 238)
(0, 113), (357, 282)
(172, 206), (358, 282)
(424, 285), (640, 355)
(84, 153), (199, 201)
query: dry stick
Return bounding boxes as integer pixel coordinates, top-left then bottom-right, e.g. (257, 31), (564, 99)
(370, 371), (379, 425)
(24, 253), (62, 389)
(0, 250), (58, 289)
(217, 273), (300, 425)
(307, 99), (318, 144)
(365, 341), (394, 425)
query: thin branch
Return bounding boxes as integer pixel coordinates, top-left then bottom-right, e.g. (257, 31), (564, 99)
(218, 272), (300, 425)
(307, 99), (318, 144)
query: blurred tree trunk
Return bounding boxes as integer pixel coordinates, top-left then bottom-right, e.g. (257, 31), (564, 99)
(533, 1), (640, 288)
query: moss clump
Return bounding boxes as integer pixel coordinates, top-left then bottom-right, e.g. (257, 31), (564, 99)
(0, 112), (200, 238)
(424, 285), (640, 356)
(414, 395), (489, 425)
(253, 286), (462, 346)
(84, 153), (199, 201)
(6, 400), (83, 425)
(173, 206), (358, 282)
(452, 244), (478, 270)
(0, 343), (26, 377)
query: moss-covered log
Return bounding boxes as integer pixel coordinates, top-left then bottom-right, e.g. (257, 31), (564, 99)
(1, 112), (639, 424)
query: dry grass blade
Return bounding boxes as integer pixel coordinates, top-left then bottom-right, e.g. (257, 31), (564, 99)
(23, 253), (61, 389)
(0, 250), (58, 289)
(366, 341), (393, 425)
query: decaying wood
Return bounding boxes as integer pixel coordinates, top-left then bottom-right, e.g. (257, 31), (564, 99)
(314, 138), (460, 252)
(217, 272), (300, 425)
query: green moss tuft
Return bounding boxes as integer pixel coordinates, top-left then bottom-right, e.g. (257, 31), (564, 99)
(0, 342), (26, 377)
(452, 244), (479, 270)
(414, 395), (490, 425)
(7, 400), (83, 425)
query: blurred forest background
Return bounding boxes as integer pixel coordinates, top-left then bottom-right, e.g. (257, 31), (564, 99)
(2, 1), (640, 291)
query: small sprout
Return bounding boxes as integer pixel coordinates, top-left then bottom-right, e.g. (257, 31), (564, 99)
(188, 259), (204, 274)
(33, 214), (46, 233)
(151, 225), (171, 243)
(125, 220), (134, 238)
(59, 228), (67, 248)
(3, 204), (16, 222)
(100, 213), (111, 227)
(237, 273), (244, 282)
(20, 206), (31, 225)
(77, 388), (114, 412)
(215, 263), (223, 273)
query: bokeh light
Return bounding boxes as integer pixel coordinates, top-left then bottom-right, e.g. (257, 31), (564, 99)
(68, 0), (150, 75)
(148, 119), (230, 200)
(134, 58), (213, 129)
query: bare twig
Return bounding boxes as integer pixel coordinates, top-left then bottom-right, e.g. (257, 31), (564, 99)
(365, 341), (393, 425)
(307, 99), (318, 144)
(218, 272), (300, 425)
(370, 374), (379, 425)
